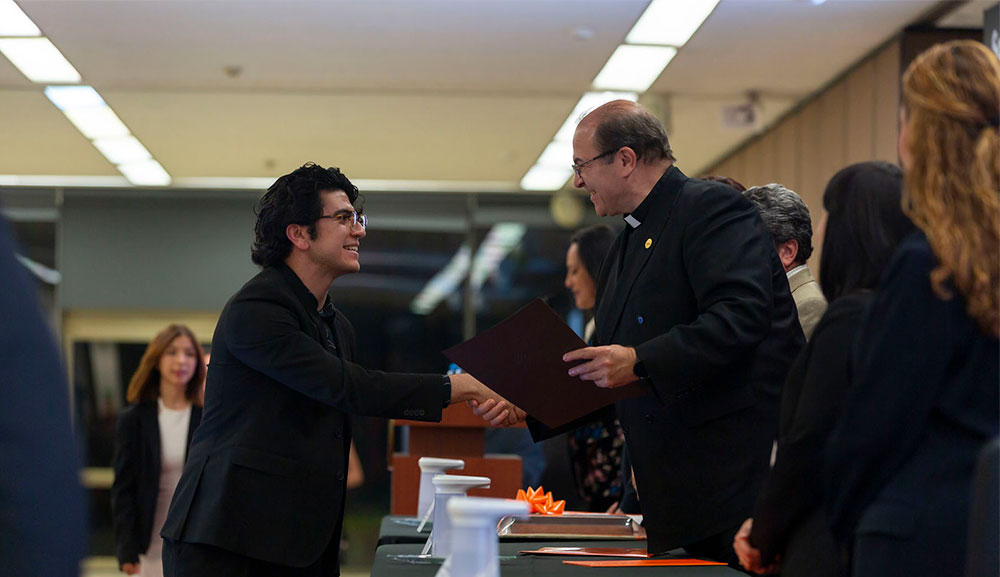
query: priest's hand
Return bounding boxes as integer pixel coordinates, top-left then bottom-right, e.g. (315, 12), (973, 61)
(563, 345), (640, 389)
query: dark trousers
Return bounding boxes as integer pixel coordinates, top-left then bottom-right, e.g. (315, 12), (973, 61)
(163, 536), (340, 577)
(683, 524), (741, 568)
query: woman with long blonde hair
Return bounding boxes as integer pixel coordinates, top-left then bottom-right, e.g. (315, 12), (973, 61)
(825, 41), (999, 577)
(112, 325), (206, 577)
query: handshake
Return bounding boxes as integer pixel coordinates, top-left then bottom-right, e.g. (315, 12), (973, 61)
(448, 373), (526, 427)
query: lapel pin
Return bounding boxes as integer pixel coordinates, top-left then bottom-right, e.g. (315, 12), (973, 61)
(644, 238), (652, 249)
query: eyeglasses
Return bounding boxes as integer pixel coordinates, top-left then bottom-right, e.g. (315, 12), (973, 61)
(317, 209), (367, 230)
(571, 149), (617, 178)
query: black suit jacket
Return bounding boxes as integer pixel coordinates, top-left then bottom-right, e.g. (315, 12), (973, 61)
(825, 233), (999, 577)
(161, 264), (448, 567)
(111, 401), (202, 566)
(0, 214), (86, 577)
(749, 293), (870, 577)
(533, 166), (803, 554)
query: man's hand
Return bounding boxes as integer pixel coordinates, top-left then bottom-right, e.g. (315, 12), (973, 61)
(121, 562), (140, 575)
(448, 373), (525, 426)
(732, 518), (777, 574)
(563, 345), (640, 389)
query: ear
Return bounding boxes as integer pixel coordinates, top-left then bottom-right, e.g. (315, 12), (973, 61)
(286, 223), (312, 252)
(777, 239), (799, 270)
(618, 147), (638, 175)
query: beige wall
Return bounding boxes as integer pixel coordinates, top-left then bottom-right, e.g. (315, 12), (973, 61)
(704, 38), (902, 274)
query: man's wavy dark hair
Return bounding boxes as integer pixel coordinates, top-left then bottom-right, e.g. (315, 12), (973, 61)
(251, 162), (361, 267)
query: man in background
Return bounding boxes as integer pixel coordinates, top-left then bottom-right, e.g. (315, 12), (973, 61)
(743, 184), (827, 339)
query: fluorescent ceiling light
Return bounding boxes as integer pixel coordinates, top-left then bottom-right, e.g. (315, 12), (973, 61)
(411, 245), (471, 315)
(63, 106), (130, 139)
(536, 141), (574, 168)
(520, 164), (573, 191)
(93, 136), (152, 165)
(626, 0), (720, 46)
(470, 223), (525, 289)
(553, 91), (638, 142)
(45, 85), (106, 110)
(592, 45), (677, 92)
(0, 37), (80, 83)
(0, 0), (41, 36)
(117, 159), (171, 186)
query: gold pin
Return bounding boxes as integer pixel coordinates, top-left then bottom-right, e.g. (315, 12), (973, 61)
(644, 238), (652, 249)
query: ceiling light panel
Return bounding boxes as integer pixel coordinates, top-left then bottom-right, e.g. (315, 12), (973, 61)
(520, 164), (574, 191)
(0, 37), (80, 83)
(63, 106), (130, 139)
(536, 141), (574, 168)
(625, 0), (720, 46)
(117, 159), (171, 186)
(592, 45), (677, 92)
(92, 136), (152, 165)
(0, 0), (41, 36)
(44, 85), (105, 110)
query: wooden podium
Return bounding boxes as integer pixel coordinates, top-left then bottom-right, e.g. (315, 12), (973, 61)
(390, 403), (523, 515)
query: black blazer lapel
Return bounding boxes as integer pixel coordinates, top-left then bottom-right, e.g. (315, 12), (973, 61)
(139, 402), (160, 480)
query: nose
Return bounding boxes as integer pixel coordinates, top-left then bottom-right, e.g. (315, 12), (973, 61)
(564, 273), (572, 289)
(572, 172), (584, 189)
(353, 225), (366, 239)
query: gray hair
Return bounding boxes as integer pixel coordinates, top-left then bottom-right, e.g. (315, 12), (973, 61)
(742, 183), (813, 264)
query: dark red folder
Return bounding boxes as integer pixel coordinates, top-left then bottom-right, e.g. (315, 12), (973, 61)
(443, 299), (644, 428)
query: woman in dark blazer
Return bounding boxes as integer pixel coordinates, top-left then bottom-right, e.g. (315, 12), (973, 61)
(732, 161), (915, 576)
(825, 41), (999, 577)
(112, 324), (205, 576)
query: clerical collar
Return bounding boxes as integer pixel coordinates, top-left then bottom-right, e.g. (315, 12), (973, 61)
(623, 184), (657, 229)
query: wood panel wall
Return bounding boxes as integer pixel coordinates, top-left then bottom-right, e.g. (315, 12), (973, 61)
(702, 38), (901, 273)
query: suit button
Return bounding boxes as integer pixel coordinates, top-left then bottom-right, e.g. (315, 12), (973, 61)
(335, 429), (343, 439)
(644, 413), (654, 423)
(636, 315), (644, 324)
(337, 472), (345, 481)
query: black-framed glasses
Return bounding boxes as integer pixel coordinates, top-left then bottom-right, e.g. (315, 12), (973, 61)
(317, 209), (367, 230)
(571, 149), (617, 178)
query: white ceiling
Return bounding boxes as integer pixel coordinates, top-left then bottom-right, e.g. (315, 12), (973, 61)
(0, 0), (974, 190)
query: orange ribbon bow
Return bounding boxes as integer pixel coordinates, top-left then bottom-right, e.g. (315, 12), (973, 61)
(515, 486), (566, 515)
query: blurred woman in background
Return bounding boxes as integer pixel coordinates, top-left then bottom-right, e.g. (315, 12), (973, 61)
(562, 224), (628, 512)
(825, 40), (999, 577)
(112, 325), (205, 576)
(733, 161), (915, 576)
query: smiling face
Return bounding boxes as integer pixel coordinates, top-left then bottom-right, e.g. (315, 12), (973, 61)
(311, 190), (366, 279)
(572, 120), (619, 217)
(158, 335), (197, 392)
(565, 242), (597, 311)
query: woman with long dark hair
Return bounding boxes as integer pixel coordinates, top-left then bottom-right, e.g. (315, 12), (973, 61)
(825, 41), (999, 577)
(112, 325), (205, 576)
(733, 162), (915, 576)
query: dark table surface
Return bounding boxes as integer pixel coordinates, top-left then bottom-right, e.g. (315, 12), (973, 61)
(370, 539), (744, 577)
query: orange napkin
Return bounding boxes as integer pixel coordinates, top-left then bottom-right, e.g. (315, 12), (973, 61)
(515, 486), (566, 515)
(563, 558), (727, 567)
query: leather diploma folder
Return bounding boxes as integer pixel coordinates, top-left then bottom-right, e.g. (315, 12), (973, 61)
(443, 299), (643, 429)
